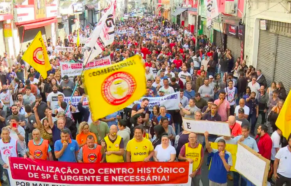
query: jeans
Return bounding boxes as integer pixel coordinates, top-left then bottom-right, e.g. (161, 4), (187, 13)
(174, 123), (181, 134)
(221, 71), (227, 79)
(233, 171), (246, 186)
(248, 114), (257, 135)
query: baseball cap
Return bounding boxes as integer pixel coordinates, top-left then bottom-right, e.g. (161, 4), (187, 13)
(238, 108), (245, 113)
(62, 75), (69, 80)
(209, 75), (214, 79)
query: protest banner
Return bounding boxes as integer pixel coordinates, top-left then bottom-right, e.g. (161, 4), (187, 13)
(210, 142), (237, 172)
(64, 96), (88, 113)
(55, 46), (86, 53)
(127, 92), (180, 111)
(8, 157), (192, 186)
(61, 56), (111, 77)
(182, 118), (231, 137)
(235, 142), (270, 186)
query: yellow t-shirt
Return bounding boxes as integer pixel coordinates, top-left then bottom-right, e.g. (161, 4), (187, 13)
(126, 138), (154, 162)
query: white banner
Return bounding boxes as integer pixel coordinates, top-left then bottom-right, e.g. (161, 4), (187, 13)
(182, 118), (231, 137)
(60, 56), (111, 77)
(85, 1), (116, 63)
(55, 46), (86, 53)
(127, 92), (180, 111)
(64, 96), (89, 113)
(205, 0), (219, 28)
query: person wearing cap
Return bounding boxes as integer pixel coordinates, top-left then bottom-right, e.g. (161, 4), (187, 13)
(179, 132), (204, 186)
(208, 75), (215, 90)
(60, 75), (75, 97)
(235, 108), (251, 128)
(31, 94), (47, 120)
(23, 87), (36, 106)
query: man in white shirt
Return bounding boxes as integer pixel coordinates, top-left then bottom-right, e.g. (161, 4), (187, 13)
(273, 134), (291, 185)
(178, 66), (191, 85)
(28, 74), (39, 85)
(248, 76), (260, 99)
(159, 79), (175, 95)
(234, 99), (250, 119)
(47, 85), (64, 115)
(0, 85), (13, 107)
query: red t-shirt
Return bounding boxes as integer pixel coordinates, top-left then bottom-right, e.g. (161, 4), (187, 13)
(229, 123), (242, 137)
(256, 134), (272, 160)
(141, 47), (151, 59)
(169, 43), (176, 49)
(173, 59), (183, 69)
(145, 62), (152, 67)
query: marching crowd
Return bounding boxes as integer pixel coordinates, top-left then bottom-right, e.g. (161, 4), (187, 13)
(0, 15), (290, 186)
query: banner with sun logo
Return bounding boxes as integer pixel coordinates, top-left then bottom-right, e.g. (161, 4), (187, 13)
(22, 31), (51, 79)
(83, 55), (146, 121)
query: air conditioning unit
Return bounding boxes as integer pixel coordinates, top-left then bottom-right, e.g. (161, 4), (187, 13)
(224, 0), (235, 14)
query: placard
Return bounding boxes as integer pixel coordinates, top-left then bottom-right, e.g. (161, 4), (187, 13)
(182, 118), (231, 137)
(235, 142), (270, 186)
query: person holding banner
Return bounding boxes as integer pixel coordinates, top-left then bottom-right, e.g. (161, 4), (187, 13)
(126, 125), (154, 162)
(103, 125), (125, 163)
(205, 131), (232, 186)
(0, 127), (26, 184)
(179, 132), (204, 186)
(27, 129), (53, 161)
(77, 135), (102, 163)
(54, 128), (79, 162)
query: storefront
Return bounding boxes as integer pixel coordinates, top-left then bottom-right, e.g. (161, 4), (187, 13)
(0, 1), (14, 60)
(256, 20), (291, 90)
(14, 0), (58, 52)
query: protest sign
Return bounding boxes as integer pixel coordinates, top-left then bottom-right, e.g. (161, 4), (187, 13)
(127, 92), (180, 111)
(8, 157), (192, 186)
(235, 142), (270, 186)
(61, 56), (111, 77)
(210, 142), (237, 172)
(182, 118), (231, 137)
(64, 96), (88, 113)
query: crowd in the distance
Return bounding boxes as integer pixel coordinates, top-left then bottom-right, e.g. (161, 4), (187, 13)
(0, 15), (290, 186)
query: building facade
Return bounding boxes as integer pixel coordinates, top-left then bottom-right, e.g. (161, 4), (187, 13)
(244, 0), (291, 90)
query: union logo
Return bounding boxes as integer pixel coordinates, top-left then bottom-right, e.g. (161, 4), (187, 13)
(33, 47), (45, 65)
(34, 150), (43, 159)
(88, 153), (97, 163)
(101, 72), (136, 105)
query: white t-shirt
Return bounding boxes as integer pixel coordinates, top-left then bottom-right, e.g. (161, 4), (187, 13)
(248, 82), (260, 99)
(235, 105), (250, 116)
(271, 131), (281, 160)
(0, 90), (13, 107)
(178, 71), (191, 84)
(9, 126), (26, 149)
(47, 91), (64, 113)
(275, 146), (291, 178)
(155, 144), (176, 162)
(159, 86), (175, 95)
(30, 78), (39, 85)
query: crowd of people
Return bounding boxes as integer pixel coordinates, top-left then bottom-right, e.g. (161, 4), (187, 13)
(0, 15), (290, 186)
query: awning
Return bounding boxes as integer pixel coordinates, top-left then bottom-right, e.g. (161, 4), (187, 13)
(23, 18), (57, 30)
(172, 8), (187, 16)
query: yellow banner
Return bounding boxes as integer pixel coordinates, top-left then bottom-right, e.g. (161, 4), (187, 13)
(22, 31), (51, 79)
(210, 142), (238, 172)
(83, 55), (146, 121)
(276, 90), (291, 139)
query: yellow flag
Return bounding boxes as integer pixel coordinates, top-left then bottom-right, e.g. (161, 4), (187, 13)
(22, 31), (51, 79)
(76, 30), (80, 47)
(210, 142), (238, 172)
(276, 90), (291, 139)
(83, 55), (146, 121)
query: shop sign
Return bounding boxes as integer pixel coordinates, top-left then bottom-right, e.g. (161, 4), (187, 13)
(227, 24), (237, 37)
(3, 23), (12, 37)
(260, 20), (267, 30)
(73, 3), (84, 13)
(35, 0), (46, 19)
